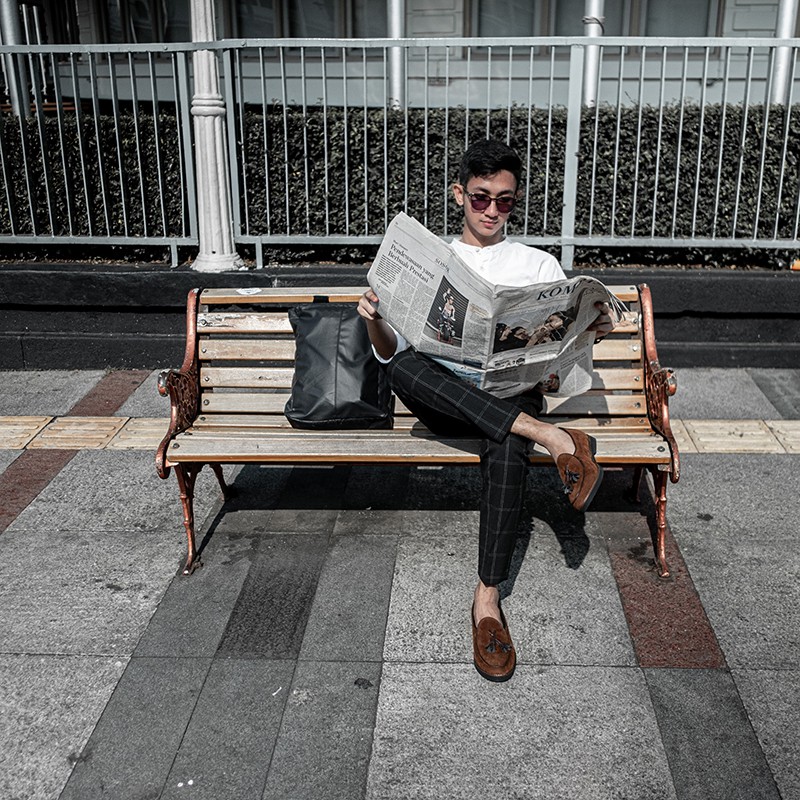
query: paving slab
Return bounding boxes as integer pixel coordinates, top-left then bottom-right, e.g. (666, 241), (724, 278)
(160, 659), (295, 800)
(746, 368), (800, 419)
(0, 448), (19, 474)
(367, 663), (675, 800)
(0, 654), (126, 800)
(59, 657), (211, 800)
(114, 369), (170, 417)
(6, 449), (226, 534)
(215, 533), (330, 659)
(734, 668), (800, 800)
(299, 534), (398, 662)
(383, 520), (634, 666)
(262, 660), (382, 800)
(646, 668), (780, 800)
(667, 454), (800, 669)
(0, 369), (104, 416)
(334, 507), (478, 537)
(668, 368), (780, 420)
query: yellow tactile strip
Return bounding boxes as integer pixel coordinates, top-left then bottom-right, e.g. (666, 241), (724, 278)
(0, 416), (53, 449)
(0, 416), (799, 454)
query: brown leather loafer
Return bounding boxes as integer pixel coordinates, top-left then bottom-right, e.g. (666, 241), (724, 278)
(472, 605), (516, 682)
(556, 428), (604, 512)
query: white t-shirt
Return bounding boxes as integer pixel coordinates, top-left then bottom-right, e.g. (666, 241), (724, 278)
(374, 237), (566, 362)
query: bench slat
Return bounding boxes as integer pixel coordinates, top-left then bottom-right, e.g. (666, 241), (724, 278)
(192, 413), (653, 433)
(198, 365), (645, 391)
(197, 313), (291, 333)
(200, 285), (640, 305)
(166, 430), (669, 464)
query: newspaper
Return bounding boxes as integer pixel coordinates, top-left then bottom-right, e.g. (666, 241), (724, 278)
(367, 212), (622, 399)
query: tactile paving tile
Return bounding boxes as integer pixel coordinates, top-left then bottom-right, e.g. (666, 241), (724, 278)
(682, 419), (784, 453)
(107, 417), (170, 449)
(669, 420), (697, 454)
(765, 420), (800, 454)
(27, 416), (127, 449)
(0, 416), (53, 449)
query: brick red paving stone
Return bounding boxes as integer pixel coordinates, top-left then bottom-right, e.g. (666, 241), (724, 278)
(0, 370), (151, 534)
(0, 449), (76, 533)
(608, 526), (727, 669)
(66, 369), (151, 417)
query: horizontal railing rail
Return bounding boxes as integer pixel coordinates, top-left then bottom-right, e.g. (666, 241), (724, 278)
(0, 36), (797, 267)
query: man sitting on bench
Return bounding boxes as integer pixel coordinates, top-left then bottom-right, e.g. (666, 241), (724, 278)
(357, 139), (614, 682)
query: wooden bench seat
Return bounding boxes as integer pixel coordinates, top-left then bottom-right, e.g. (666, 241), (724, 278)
(156, 284), (679, 577)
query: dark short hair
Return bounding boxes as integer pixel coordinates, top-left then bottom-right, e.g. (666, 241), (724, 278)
(458, 139), (522, 188)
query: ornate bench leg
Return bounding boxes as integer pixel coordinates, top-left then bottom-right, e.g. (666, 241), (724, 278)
(174, 463), (203, 575)
(650, 467), (670, 579)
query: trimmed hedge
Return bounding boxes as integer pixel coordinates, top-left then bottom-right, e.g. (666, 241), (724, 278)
(1, 102), (799, 264)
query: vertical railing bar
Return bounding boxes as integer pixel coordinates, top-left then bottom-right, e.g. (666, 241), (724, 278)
(561, 43), (585, 271)
(443, 46), (451, 236)
(651, 46), (667, 237)
(588, 46), (604, 236)
(235, 47), (249, 236)
(523, 45), (534, 236)
(107, 53), (130, 236)
(321, 47), (331, 235)
(70, 53), (94, 236)
(281, 48), (292, 234)
(403, 45), (409, 214)
(220, 48), (242, 242)
(731, 47), (755, 238)
(669, 47), (689, 239)
(128, 53), (148, 237)
(48, 51), (74, 235)
(630, 45), (647, 238)
(0, 110), (19, 234)
(15, 50), (39, 233)
(382, 47), (389, 232)
(711, 46), (732, 239)
(423, 46), (429, 227)
(152, 52), (168, 238)
(88, 53), (112, 234)
(301, 48), (311, 236)
(690, 46), (711, 238)
(465, 46), (471, 148)
(543, 46), (556, 234)
(259, 47), (271, 236)
(775, 47), (797, 239)
(485, 45), (492, 139)
(362, 46), (368, 235)
(25, 43), (56, 235)
(341, 47), (350, 235)
(176, 50), (196, 241)
(175, 51), (195, 240)
(610, 47), (625, 237)
(505, 45), (513, 141)
(753, 46), (775, 240)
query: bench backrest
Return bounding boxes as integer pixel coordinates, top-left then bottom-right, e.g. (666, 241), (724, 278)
(188, 285), (647, 430)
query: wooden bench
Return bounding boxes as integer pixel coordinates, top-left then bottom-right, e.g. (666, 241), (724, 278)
(156, 284), (679, 578)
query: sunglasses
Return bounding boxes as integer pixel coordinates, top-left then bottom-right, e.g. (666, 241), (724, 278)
(464, 191), (517, 214)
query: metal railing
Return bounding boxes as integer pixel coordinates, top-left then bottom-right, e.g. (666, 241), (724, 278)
(0, 36), (798, 267)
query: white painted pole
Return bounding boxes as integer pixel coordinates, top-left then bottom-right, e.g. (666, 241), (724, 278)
(582, 0), (604, 107)
(387, 0), (405, 109)
(0, 0), (30, 117)
(190, 0), (242, 272)
(771, 0), (799, 106)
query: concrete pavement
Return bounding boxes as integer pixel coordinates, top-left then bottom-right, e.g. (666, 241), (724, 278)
(0, 367), (799, 800)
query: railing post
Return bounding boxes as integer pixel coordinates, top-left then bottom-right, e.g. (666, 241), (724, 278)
(189, 0), (242, 272)
(770, 0), (799, 106)
(387, 0), (405, 109)
(0, 0), (30, 117)
(561, 43), (585, 272)
(582, 0), (604, 108)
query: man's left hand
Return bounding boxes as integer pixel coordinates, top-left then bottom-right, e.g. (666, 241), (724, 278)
(587, 301), (616, 341)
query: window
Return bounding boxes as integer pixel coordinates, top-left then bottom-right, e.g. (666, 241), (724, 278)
(643, 0), (715, 36)
(475, 0), (540, 36)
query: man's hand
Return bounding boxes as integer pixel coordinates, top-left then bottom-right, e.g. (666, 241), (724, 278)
(357, 288), (382, 322)
(587, 301), (616, 342)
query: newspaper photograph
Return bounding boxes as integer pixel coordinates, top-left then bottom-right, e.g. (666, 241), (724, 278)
(367, 212), (623, 399)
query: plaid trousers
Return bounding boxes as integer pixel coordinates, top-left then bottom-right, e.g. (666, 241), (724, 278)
(385, 349), (543, 586)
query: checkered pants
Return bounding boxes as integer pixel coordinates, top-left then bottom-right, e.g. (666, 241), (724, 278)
(385, 349), (543, 586)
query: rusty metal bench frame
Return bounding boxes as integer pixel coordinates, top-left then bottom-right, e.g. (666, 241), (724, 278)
(156, 284), (679, 577)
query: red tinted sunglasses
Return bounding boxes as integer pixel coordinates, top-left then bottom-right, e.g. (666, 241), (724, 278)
(464, 191), (517, 214)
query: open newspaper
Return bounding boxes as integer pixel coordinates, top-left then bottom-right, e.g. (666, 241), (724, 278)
(367, 212), (623, 399)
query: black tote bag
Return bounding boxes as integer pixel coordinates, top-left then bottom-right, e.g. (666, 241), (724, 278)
(284, 303), (394, 430)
